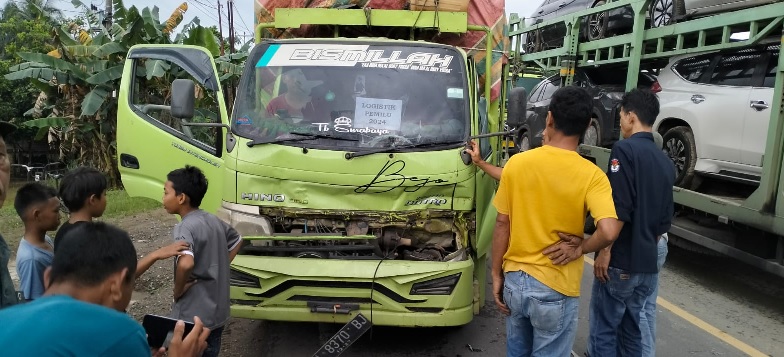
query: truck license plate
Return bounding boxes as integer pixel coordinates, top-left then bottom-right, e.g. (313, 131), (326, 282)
(312, 313), (371, 357)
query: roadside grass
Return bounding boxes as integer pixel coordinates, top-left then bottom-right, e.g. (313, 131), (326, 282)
(1, 183), (160, 251)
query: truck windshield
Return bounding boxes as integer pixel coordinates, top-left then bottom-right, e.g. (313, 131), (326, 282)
(233, 43), (468, 151)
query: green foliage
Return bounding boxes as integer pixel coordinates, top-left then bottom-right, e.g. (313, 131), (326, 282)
(183, 26), (221, 57)
(0, 0), (247, 189)
(0, 14), (53, 142)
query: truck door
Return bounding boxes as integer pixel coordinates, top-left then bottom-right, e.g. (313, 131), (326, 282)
(117, 46), (230, 212)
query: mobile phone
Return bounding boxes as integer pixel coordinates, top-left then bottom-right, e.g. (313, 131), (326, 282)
(142, 314), (195, 349)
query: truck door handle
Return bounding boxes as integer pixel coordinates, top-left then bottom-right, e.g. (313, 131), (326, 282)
(558, 3), (566, 8)
(750, 100), (770, 111)
(691, 94), (705, 104)
(120, 153), (139, 169)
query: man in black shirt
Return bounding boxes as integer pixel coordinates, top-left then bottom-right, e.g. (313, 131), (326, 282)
(586, 89), (675, 356)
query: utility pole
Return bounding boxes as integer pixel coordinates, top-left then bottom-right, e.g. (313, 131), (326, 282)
(217, 0), (225, 55)
(103, 0), (113, 29)
(228, 0), (235, 53)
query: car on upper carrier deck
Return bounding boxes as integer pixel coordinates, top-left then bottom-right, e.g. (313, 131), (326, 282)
(653, 42), (780, 188)
(525, 0), (779, 53)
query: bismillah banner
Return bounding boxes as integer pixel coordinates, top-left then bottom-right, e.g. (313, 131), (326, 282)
(253, 0), (508, 101)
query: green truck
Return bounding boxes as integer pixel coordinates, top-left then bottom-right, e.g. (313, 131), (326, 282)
(510, 0), (784, 278)
(117, 6), (508, 327)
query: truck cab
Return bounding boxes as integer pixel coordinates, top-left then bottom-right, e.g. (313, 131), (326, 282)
(117, 8), (507, 327)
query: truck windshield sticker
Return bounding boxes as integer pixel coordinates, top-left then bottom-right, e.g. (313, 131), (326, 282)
(256, 44), (454, 74)
(312, 117), (391, 135)
(354, 97), (402, 131)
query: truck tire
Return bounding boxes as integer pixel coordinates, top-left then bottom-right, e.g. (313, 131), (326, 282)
(649, 0), (685, 28)
(662, 126), (700, 189)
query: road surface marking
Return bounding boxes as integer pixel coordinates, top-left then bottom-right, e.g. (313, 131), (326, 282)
(583, 256), (768, 357)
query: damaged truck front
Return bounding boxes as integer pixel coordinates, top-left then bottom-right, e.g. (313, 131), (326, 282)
(117, 4), (508, 327)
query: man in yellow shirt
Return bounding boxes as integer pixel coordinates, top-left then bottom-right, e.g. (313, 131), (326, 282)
(492, 86), (621, 356)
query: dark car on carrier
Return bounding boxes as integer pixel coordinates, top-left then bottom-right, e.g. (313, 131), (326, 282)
(511, 69), (657, 151)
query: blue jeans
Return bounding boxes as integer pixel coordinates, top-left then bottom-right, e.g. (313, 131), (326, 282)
(503, 271), (579, 357)
(640, 235), (669, 357)
(202, 325), (224, 357)
(587, 266), (657, 357)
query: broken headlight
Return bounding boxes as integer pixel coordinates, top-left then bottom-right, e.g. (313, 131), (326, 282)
(409, 273), (461, 295)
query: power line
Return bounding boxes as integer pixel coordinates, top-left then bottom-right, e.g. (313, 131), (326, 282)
(192, 0), (217, 10)
(190, 1), (220, 25)
(234, 6), (253, 34)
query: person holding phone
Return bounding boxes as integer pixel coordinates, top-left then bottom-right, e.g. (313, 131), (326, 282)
(0, 221), (210, 356)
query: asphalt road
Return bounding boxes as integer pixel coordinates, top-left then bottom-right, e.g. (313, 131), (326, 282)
(224, 244), (784, 357)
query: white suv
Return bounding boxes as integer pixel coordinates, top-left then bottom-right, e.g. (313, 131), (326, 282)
(654, 43), (779, 188)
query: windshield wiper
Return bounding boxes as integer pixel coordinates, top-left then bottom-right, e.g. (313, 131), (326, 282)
(247, 132), (358, 147)
(346, 140), (465, 159)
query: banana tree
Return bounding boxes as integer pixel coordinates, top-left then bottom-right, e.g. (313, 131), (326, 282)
(4, 0), (222, 186)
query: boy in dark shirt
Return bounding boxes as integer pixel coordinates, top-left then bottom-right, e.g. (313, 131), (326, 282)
(14, 183), (60, 300)
(56, 166), (188, 278)
(163, 166), (242, 357)
(54, 166), (108, 253)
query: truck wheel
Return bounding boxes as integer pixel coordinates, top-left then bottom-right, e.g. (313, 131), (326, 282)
(587, 1), (608, 41)
(662, 126), (700, 189)
(582, 119), (600, 146)
(650, 0), (685, 27)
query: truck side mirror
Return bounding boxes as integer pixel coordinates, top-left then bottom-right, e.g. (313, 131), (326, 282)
(506, 87), (528, 127)
(171, 79), (195, 119)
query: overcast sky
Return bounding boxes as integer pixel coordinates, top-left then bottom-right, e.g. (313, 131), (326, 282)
(1, 0), (538, 41)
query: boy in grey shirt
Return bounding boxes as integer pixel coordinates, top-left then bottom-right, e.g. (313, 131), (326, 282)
(163, 166), (242, 357)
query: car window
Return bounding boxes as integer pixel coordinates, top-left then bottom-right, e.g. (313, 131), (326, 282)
(673, 53), (714, 83)
(709, 52), (762, 87)
(528, 81), (545, 102)
(540, 81), (560, 101)
(763, 45), (780, 88)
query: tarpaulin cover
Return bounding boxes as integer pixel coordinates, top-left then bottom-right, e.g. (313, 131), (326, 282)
(253, 0), (508, 101)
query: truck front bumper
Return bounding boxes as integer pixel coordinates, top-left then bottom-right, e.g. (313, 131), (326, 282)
(229, 256), (476, 327)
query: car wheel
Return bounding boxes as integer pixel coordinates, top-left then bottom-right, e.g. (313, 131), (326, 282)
(582, 119), (600, 146)
(649, 0), (685, 28)
(516, 129), (532, 152)
(587, 1), (608, 41)
(525, 31), (542, 53)
(662, 126), (700, 189)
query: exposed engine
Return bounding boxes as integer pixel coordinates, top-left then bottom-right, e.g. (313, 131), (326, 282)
(241, 209), (474, 262)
